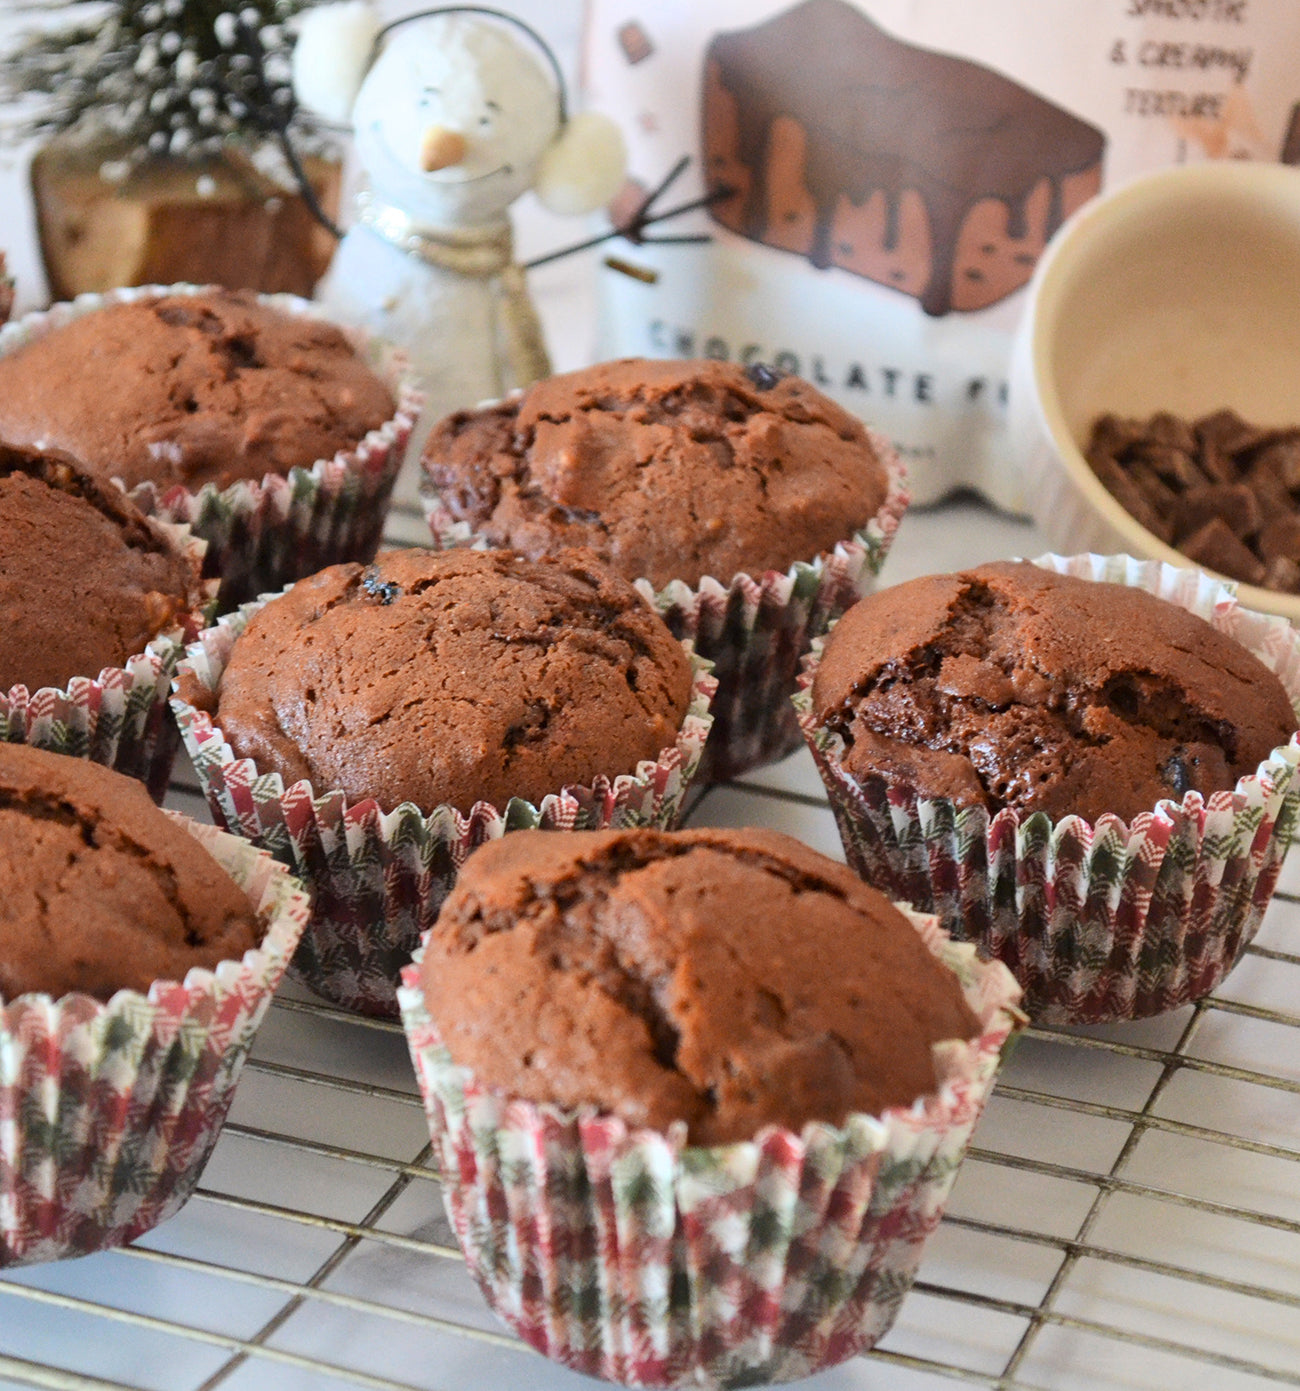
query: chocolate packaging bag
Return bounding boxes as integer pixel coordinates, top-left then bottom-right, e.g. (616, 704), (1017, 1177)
(585, 0), (1300, 508)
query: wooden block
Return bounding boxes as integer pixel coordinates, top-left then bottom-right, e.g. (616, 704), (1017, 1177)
(30, 140), (341, 300)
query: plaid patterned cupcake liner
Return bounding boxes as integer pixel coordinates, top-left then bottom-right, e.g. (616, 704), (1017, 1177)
(423, 427), (908, 784)
(0, 519), (212, 801)
(796, 553), (1300, 1025)
(0, 819), (310, 1267)
(172, 597), (717, 1019)
(397, 912), (1023, 1388)
(0, 285), (423, 612)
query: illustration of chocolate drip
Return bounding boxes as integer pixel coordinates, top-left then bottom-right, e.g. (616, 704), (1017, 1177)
(701, 0), (1105, 316)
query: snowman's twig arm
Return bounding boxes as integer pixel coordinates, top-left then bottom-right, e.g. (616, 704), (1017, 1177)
(276, 127), (345, 241)
(637, 233), (713, 246)
(523, 185), (734, 272)
(628, 154), (692, 232)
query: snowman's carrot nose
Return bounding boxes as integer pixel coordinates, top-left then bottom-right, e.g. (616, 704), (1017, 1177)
(421, 126), (467, 172)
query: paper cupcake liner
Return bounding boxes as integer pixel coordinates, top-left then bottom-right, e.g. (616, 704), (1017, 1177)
(171, 596), (717, 1019)
(0, 285), (423, 612)
(796, 553), (1300, 1025)
(423, 427), (908, 783)
(397, 912), (1022, 1388)
(0, 519), (212, 801)
(0, 818), (310, 1266)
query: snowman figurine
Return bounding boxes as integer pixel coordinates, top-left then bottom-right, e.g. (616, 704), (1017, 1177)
(293, 3), (626, 451)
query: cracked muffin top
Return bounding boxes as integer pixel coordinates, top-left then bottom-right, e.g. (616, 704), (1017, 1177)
(0, 289), (396, 491)
(421, 825), (980, 1144)
(0, 442), (204, 692)
(188, 547), (695, 813)
(0, 742), (262, 1000)
(811, 561), (1297, 824)
(420, 357), (891, 589)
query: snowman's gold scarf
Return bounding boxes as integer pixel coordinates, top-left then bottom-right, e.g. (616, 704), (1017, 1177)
(355, 190), (552, 393)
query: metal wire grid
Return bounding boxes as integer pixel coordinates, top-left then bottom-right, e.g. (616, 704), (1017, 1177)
(0, 767), (1295, 1391)
(0, 502), (1297, 1390)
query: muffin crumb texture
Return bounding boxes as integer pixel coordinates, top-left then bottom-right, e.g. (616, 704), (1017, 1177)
(0, 289), (396, 490)
(422, 357), (890, 588)
(0, 441), (200, 692)
(0, 744), (261, 1000)
(207, 548), (694, 813)
(812, 560), (1296, 823)
(423, 826), (980, 1145)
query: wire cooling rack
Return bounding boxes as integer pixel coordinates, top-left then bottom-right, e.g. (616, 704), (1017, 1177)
(0, 499), (1297, 1391)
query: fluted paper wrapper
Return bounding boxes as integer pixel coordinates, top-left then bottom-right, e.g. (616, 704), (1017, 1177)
(0, 285), (422, 611)
(797, 553), (1300, 1025)
(397, 913), (1022, 1388)
(0, 820), (309, 1266)
(423, 427), (907, 782)
(172, 598), (717, 1019)
(0, 519), (211, 800)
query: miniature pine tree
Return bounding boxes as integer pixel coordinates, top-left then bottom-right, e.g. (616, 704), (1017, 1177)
(0, 0), (330, 167)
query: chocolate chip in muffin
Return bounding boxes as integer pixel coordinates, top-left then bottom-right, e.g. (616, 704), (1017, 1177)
(810, 561), (1296, 823)
(421, 357), (890, 589)
(208, 547), (695, 813)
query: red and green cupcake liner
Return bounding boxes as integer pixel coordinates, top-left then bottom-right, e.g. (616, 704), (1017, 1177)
(171, 595), (717, 1019)
(0, 518), (211, 800)
(423, 426), (908, 783)
(397, 911), (1022, 1388)
(796, 553), (1300, 1025)
(0, 285), (422, 612)
(0, 819), (310, 1266)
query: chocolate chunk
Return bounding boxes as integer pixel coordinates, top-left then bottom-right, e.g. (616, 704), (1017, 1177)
(744, 362), (785, 391)
(617, 20), (654, 64)
(1127, 461), (1180, 514)
(1197, 408), (1268, 462)
(1162, 749), (1192, 800)
(361, 566), (400, 604)
(1263, 555), (1300, 594)
(1088, 413), (1144, 460)
(1086, 407), (1300, 596)
(1196, 435), (1240, 486)
(1179, 517), (1266, 586)
(1146, 411), (1199, 455)
(1253, 434), (1300, 494)
(1258, 515), (1300, 562)
(1171, 485), (1260, 545)
(1283, 101), (1300, 164)
(1089, 452), (1175, 544)
(1132, 443), (1202, 492)
(1245, 453), (1294, 514)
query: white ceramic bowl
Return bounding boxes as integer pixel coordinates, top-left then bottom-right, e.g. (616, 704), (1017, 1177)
(1008, 161), (1300, 621)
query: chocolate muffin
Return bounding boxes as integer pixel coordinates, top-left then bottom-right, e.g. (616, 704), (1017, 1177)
(422, 357), (891, 590)
(0, 441), (203, 693)
(421, 825), (981, 1145)
(197, 548), (695, 813)
(0, 288), (397, 491)
(810, 560), (1296, 825)
(0, 742), (262, 1001)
